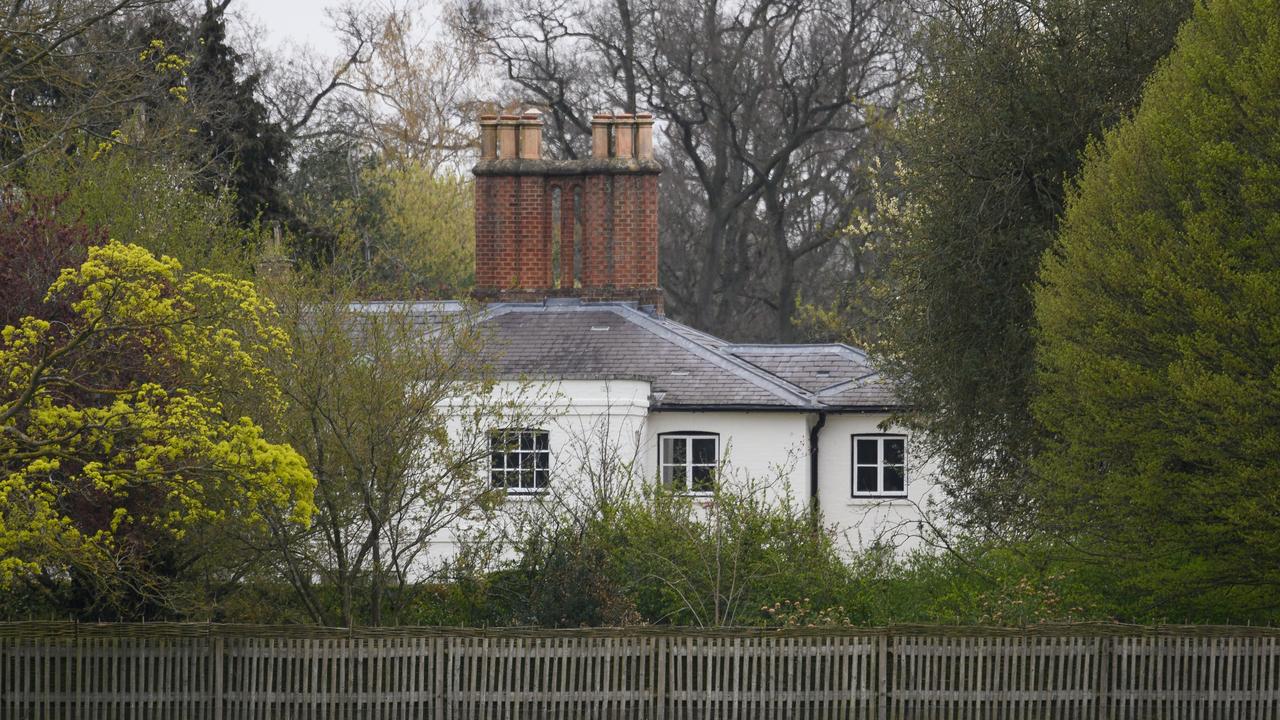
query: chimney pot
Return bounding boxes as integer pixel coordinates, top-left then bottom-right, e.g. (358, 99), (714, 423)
(497, 115), (519, 159)
(479, 114), (499, 159)
(591, 113), (612, 159)
(635, 113), (655, 161)
(613, 113), (635, 159)
(518, 112), (543, 160)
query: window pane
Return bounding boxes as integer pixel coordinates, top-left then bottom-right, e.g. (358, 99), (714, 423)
(691, 465), (714, 492)
(490, 452), (504, 470)
(534, 468), (549, 488)
(520, 432), (535, 451)
(505, 452), (519, 471)
(661, 465), (674, 486)
(884, 466), (905, 494)
(856, 438), (878, 464)
(535, 432), (549, 450)
(519, 467), (534, 488)
(491, 470), (505, 488)
(535, 451), (549, 470)
(692, 438), (717, 465)
(884, 438), (904, 465)
(669, 464), (687, 489)
(668, 437), (687, 464)
(856, 466), (878, 493)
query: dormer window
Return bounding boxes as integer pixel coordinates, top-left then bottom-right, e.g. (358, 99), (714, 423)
(852, 435), (907, 498)
(659, 432), (719, 494)
(490, 429), (550, 494)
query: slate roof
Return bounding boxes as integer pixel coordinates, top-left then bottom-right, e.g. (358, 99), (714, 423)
(362, 299), (901, 411)
(723, 344), (875, 393)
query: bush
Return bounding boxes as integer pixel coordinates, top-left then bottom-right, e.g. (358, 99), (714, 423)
(486, 481), (854, 628)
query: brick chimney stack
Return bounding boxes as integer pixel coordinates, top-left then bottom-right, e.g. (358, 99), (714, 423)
(473, 110), (662, 310)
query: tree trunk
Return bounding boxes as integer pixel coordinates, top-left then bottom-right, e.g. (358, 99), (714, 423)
(765, 179), (797, 341)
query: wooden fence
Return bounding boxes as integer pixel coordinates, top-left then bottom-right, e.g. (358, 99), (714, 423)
(2, 622), (1279, 718)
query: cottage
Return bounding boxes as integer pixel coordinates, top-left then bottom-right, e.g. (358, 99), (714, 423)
(383, 111), (937, 556)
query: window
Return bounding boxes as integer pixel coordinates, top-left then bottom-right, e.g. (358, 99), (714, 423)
(852, 435), (907, 497)
(660, 433), (719, 493)
(490, 429), (550, 494)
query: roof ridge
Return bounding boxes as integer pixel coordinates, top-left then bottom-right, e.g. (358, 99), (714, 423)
(816, 370), (882, 396)
(606, 305), (817, 407)
(724, 342), (870, 360)
(660, 318), (729, 345)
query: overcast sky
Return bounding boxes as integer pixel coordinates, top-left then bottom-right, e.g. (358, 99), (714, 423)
(239, 0), (350, 59)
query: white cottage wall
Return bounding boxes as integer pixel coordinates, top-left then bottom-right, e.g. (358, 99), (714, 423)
(641, 411), (811, 512)
(427, 384), (940, 571)
(816, 413), (941, 552)
(426, 379), (653, 565)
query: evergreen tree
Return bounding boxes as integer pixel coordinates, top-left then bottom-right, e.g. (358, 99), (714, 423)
(186, 0), (289, 225)
(1034, 0), (1280, 616)
(875, 0), (1190, 527)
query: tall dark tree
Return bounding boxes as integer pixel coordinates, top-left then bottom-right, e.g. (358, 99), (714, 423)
(186, 0), (290, 225)
(459, 0), (908, 341)
(873, 0), (1191, 529)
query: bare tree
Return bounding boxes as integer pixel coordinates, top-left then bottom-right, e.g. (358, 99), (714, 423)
(265, 1), (489, 278)
(261, 285), (550, 626)
(250, 4), (379, 147)
(458, 0), (908, 340)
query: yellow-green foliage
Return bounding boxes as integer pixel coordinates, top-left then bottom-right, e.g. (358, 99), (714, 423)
(358, 164), (474, 295)
(0, 242), (315, 589)
(22, 148), (258, 276)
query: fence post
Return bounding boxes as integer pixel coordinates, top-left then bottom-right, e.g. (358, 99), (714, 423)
(878, 633), (889, 720)
(435, 637), (446, 720)
(1096, 635), (1110, 720)
(211, 631), (224, 720)
(444, 635), (455, 720)
(654, 634), (667, 720)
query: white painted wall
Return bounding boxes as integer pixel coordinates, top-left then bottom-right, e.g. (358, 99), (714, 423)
(816, 413), (942, 552)
(640, 411), (810, 512)
(426, 380), (940, 571)
(428, 379), (652, 561)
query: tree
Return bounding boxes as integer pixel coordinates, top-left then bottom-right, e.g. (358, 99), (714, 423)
(343, 2), (482, 172)
(0, 193), (100, 328)
(262, 283), (546, 626)
(276, 2), (482, 275)
(872, 0), (1190, 528)
(357, 164), (475, 295)
(1033, 0), (1280, 618)
(459, 0), (907, 340)
(185, 0), (290, 225)
(0, 230), (315, 617)
(0, 0), (191, 174)
(21, 146), (259, 276)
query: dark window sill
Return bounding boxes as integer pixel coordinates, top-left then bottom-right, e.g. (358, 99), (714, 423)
(850, 494), (909, 501)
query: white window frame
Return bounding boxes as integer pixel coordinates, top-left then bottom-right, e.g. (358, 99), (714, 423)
(659, 432), (720, 495)
(490, 428), (550, 494)
(851, 434), (907, 498)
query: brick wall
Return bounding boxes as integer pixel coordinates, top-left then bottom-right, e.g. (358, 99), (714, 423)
(473, 112), (662, 310)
